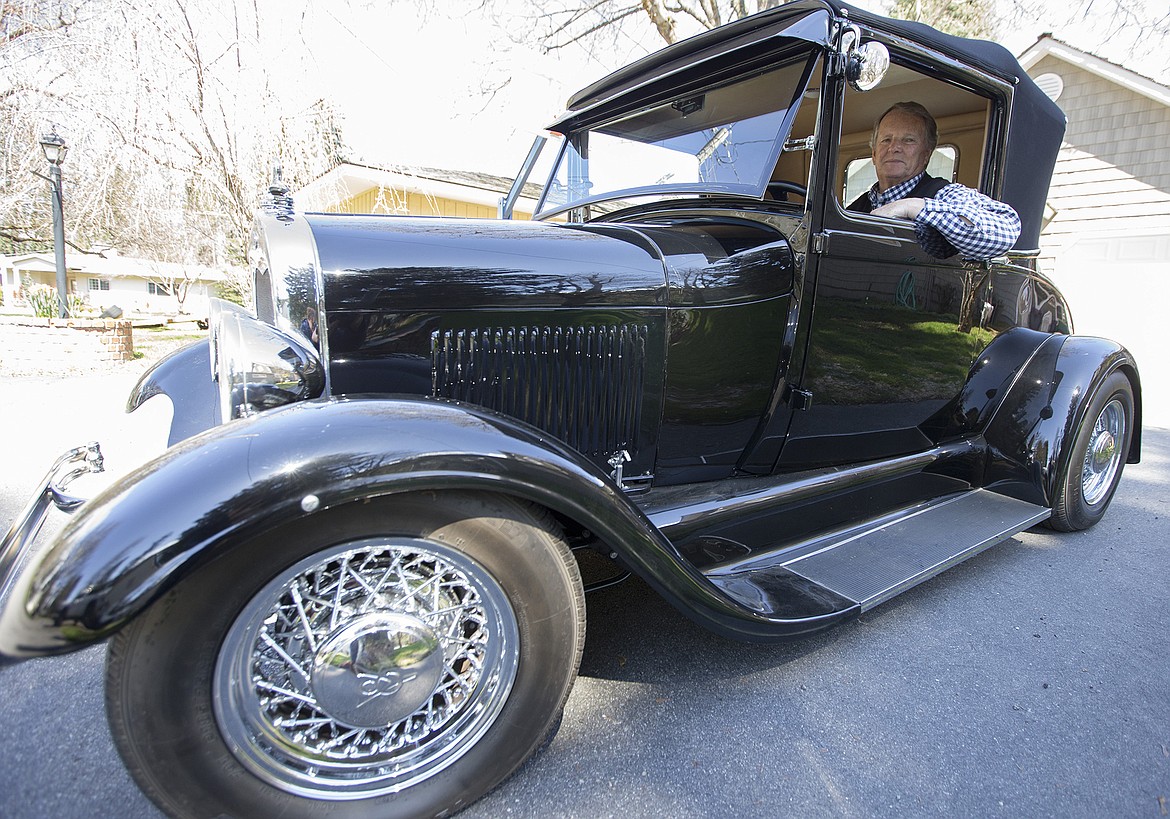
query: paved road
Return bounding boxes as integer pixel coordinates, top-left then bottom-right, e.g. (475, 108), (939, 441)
(1, 371), (1167, 818)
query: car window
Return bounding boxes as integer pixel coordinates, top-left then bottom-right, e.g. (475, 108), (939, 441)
(832, 59), (992, 210)
(536, 53), (818, 219)
(843, 144), (957, 204)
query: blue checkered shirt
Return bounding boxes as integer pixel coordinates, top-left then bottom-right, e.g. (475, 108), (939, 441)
(867, 173), (1021, 260)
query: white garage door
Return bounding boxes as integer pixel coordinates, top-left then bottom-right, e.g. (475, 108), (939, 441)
(1052, 230), (1170, 429)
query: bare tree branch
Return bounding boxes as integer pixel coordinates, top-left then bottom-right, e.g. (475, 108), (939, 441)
(2, 0), (347, 270)
(642, 0), (678, 43)
(542, 5), (645, 52)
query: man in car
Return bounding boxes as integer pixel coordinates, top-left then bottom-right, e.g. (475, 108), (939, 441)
(848, 101), (1021, 260)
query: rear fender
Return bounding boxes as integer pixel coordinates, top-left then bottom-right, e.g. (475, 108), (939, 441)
(983, 335), (1142, 504)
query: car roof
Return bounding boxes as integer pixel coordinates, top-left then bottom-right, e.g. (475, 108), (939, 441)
(554, 0), (1065, 253)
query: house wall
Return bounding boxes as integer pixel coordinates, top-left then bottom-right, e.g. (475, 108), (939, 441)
(79, 276), (215, 317)
(3, 259), (218, 318)
(1032, 54), (1170, 254)
(1028, 54), (1170, 421)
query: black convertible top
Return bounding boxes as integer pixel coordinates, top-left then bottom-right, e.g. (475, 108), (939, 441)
(557, 0), (1065, 252)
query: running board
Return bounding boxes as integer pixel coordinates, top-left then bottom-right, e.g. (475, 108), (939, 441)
(706, 490), (1050, 614)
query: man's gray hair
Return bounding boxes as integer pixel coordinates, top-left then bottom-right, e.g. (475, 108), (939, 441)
(870, 101), (939, 153)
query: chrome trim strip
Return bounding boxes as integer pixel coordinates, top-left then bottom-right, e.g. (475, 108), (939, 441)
(1, 443), (104, 603)
(646, 438), (980, 537)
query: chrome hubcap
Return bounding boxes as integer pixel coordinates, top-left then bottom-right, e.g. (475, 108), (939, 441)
(1081, 398), (1125, 506)
(214, 538), (518, 798)
(310, 612), (445, 728)
(1091, 432), (1115, 469)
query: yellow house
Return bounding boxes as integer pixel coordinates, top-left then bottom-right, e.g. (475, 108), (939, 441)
(293, 162), (543, 220)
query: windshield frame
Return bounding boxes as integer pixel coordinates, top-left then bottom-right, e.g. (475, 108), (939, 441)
(534, 48), (821, 222)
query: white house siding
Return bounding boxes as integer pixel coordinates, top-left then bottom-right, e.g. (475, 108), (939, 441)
(3, 254), (223, 319)
(80, 276), (216, 318)
(1032, 54), (1170, 253)
(1026, 53), (1170, 426)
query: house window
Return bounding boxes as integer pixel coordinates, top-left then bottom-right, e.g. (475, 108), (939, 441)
(148, 282), (171, 296)
(89, 278), (110, 291)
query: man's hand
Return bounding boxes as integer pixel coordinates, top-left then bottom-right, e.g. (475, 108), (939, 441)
(871, 197), (925, 220)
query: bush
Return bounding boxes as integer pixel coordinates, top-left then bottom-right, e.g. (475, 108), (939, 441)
(23, 285), (91, 318)
(26, 285), (60, 318)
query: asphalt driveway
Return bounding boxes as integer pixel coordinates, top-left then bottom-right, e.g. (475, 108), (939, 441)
(1, 368), (1167, 818)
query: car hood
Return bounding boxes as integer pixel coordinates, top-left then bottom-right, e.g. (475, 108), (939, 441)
(306, 214), (670, 312)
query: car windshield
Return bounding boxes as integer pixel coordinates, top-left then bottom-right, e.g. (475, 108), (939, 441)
(536, 54), (816, 220)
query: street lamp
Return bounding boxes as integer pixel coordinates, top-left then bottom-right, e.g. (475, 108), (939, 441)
(40, 131), (69, 319)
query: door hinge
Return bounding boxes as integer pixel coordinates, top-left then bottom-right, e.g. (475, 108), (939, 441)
(812, 232), (828, 254)
(783, 135), (817, 153)
(784, 385), (814, 411)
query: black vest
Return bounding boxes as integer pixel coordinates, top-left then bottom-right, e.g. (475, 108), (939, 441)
(847, 174), (950, 214)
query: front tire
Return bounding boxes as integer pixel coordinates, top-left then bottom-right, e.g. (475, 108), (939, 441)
(1047, 371), (1134, 531)
(106, 491), (585, 818)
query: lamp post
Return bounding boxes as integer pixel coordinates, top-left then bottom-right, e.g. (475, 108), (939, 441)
(40, 131), (69, 319)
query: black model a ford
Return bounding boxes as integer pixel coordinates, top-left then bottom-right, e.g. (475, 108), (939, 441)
(0, 2), (1142, 817)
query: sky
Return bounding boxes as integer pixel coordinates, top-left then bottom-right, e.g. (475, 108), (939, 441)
(282, 3), (639, 177)
(278, 1), (1165, 179)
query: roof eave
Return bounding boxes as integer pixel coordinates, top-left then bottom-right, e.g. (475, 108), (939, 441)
(1019, 36), (1170, 107)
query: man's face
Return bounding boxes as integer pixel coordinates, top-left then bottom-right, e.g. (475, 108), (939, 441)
(872, 110), (932, 191)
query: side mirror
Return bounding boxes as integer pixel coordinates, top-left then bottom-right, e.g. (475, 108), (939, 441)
(845, 40), (890, 92)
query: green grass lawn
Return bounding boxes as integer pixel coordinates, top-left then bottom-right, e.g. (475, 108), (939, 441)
(133, 325), (207, 363)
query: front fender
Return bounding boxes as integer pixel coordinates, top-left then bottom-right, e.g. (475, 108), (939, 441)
(5, 398), (622, 656)
(984, 335), (1142, 504)
(5, 395), (856, 660)
(128, 338), (220, 445)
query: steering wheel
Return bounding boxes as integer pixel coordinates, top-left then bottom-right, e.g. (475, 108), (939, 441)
(766, 180), (808, 201)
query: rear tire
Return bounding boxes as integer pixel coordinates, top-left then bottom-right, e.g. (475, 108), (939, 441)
(1046, 372), (1134, 531)
(106, 491), (585, 818)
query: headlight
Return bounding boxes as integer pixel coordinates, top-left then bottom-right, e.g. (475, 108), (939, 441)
(209, 298), (325, 421)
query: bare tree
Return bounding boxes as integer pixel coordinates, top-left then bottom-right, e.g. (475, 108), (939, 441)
(502, 0), (1166, 80)
(145, 260), (202, 314)
(888, 0), (996, 39)
(0, 1), (89, 251)
(1004, 0), (1169, 79)
(526, 0), (785, 52)
(1, 0), (346, 275)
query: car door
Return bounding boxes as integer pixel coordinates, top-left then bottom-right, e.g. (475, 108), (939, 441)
(778, 47), (1009, 471)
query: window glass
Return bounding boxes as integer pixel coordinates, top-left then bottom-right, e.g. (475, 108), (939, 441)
(843, 145), (957, 204)
(537, 54), (816, 218)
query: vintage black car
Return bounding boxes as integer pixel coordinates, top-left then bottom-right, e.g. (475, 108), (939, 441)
(0, 2), (1142, 817)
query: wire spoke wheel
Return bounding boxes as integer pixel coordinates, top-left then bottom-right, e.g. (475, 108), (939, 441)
(215, 537), (519, 798)
(1047, 372), (1134, 531)
(1079, 398), (1125, 507)
(106, 492), (584, 819)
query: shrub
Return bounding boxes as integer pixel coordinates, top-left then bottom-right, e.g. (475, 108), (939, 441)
(27, 285), (61, 318)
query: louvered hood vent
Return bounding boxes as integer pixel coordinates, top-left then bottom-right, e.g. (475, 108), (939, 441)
(432, 325), (648, 458)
